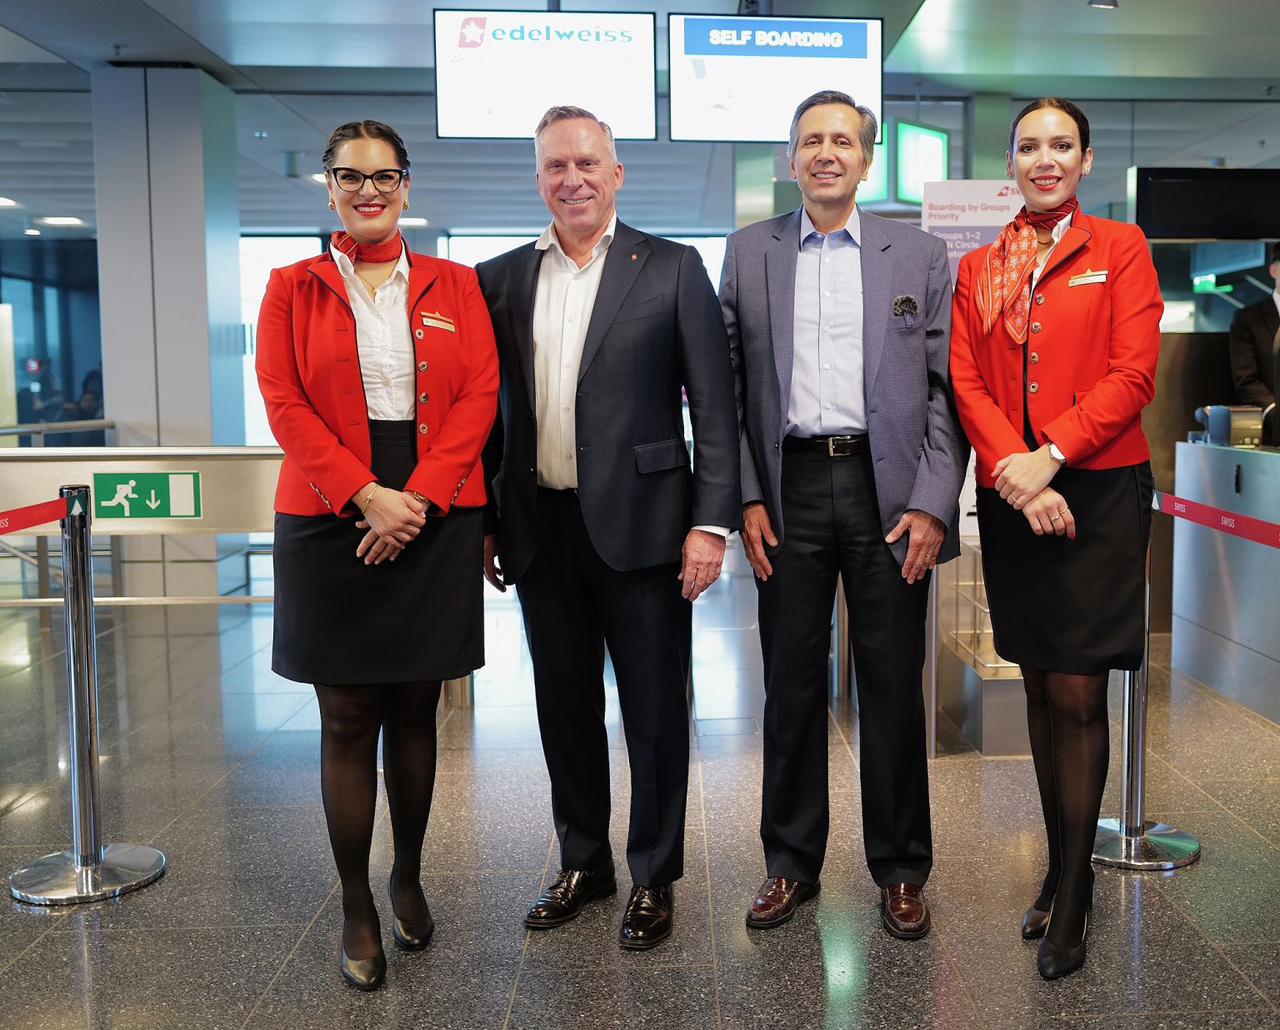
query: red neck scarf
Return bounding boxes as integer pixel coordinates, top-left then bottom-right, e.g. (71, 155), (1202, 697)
(975, 197), (1079, 343)
(331, 230), (404, 265)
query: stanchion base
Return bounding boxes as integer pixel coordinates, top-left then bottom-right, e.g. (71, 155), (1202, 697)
(1092, 818), (1202, 871)
(8, 844), (166, 905)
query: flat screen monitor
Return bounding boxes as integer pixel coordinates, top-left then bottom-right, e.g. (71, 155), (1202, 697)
(434, 11), (657, 140)
(895, 121), (949, 205)
(1133, 167), (1280, 240)
(860, 143), (888, 204)
(667, 14), (882, 144)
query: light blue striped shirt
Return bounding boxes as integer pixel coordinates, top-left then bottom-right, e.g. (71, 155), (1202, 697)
(787, 206), (865, 437)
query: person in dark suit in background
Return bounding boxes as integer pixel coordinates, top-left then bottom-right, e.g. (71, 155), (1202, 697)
(477, 106), (740, 950)
(721, 90), (968, 941)
(1228, 240), (1279, 437)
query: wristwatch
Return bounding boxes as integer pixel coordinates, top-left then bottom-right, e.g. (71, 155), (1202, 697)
(1047, 441), (1068, 466)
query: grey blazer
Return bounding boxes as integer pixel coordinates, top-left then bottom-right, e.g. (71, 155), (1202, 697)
(719, 207), (969, 565)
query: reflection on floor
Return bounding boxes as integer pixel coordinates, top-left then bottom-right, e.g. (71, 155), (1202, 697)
(2, 539), (1280, 1029)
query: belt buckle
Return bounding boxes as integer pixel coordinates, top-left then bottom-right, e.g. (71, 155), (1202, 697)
(827, 435), (853, 457)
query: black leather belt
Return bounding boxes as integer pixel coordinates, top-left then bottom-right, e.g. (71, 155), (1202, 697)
(782, 434), (869, 458)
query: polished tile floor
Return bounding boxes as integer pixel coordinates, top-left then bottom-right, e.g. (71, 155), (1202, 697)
(2, 540), (1280, 1029)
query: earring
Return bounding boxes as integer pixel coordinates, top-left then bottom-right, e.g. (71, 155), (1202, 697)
(403, 200), (410, 211)
(328, 199), (335, 210)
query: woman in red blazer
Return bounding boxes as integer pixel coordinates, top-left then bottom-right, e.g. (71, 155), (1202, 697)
(256, 120), (497, 992)
(950, 99), (1161, 982)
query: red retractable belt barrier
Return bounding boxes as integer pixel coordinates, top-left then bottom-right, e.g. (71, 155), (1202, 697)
(0, 498), (69, 536)
(1154, 490), (1280, 550)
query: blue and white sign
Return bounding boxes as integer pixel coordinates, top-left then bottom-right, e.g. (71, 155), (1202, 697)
(669, 15), (882, 143)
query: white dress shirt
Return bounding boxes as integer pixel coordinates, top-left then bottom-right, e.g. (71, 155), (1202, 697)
(532, 214), (617, 490)
(331, 242), (415, 421)
(1031, 212), (1073, 292)
(788, 206), (865, 437)
(1272, 288), (1279, 323)
(530, 215), (729, 540)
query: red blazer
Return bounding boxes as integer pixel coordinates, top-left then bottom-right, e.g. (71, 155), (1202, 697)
(256, 249), (499, 517)
(950, 212), (1162, 489)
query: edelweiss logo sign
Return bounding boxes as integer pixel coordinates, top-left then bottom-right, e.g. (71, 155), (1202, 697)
(458, 17), (486, 48)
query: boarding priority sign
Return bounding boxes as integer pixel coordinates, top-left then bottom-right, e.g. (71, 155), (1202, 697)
(92, 472), (202, 520)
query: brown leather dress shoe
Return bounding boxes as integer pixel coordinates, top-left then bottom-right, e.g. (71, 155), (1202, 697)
(525, 861), (617, 929)
(619, 884), (673, 950)
(880, 883), (931, 940)
(745, 877), (821, 929)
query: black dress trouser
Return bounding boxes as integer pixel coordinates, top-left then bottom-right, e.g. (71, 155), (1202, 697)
(516, 488), (692, 887)
(757, 448), (933, 887)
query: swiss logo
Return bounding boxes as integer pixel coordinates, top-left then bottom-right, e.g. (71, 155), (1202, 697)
(458, 17), (486, 48)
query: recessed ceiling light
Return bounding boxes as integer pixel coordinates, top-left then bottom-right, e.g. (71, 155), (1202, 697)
(253, 130), (269, 139)
(39, 216), (84, 226)
(0, 197), (18, 207)
(311, 173), (327, 184)
(400, 217), (429, 228)
(24, 228), (41, 236)
(1088, 0), (1118, 8)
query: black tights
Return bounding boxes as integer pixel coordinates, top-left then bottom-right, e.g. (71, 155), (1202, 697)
(1023, 667), (1109, 947)
(314, 682), (442, 959)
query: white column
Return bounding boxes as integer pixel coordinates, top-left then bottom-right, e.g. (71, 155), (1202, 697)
(92, 67), (245, 601)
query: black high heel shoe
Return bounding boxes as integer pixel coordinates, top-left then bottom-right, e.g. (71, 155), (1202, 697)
(340, 943), (386, 991)
(1036, 874), (1094, 980)
(389, 873), (435, 951)
(1021, 904), (1052, 940)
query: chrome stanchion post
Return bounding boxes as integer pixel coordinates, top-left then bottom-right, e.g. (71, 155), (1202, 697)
(1093, 544), (1201, 871)
(8, 485), (167, 905)
(830, 575), (851, 698)
(443, 673), (475, 708)
(924, 570), (940, 759)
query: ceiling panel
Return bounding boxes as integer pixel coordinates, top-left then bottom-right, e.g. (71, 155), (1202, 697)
(0, 1), (1276, 238)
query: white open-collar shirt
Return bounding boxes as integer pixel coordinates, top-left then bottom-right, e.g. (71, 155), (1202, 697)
(530, 213), (728, 539)
(331, 242), (415, 421)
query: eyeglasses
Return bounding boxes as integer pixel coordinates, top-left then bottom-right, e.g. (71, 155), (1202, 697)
(329, 167), (407, 193)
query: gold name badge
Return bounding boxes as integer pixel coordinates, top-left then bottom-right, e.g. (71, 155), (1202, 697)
(421, 310), (456, 332)
(1068, 269), (1108, 287)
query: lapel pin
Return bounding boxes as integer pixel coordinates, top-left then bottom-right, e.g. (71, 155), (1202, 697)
(631, 253), (637, 261)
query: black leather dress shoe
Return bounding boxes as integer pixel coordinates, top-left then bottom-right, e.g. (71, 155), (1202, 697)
(619, 884), (673, 950)
(525, 861), (617, 929)
(389, 875), (435, 951)
(1021, 904), (1052, 940)
(340, 944), (387, 992)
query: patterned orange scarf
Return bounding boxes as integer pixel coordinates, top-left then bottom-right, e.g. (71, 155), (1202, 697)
(975, 197), (1079, 343)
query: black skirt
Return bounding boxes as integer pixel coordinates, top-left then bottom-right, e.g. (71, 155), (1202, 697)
(272, 420), (484, 685)
(976, 462), (1153, 675)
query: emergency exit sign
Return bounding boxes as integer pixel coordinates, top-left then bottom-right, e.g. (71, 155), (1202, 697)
(92, 472), (203, 520)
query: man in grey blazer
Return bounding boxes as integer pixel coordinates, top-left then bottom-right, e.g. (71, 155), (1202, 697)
(720, 90), (968, 940)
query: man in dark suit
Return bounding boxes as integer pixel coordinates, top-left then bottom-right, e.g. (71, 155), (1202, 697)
(1228, 241), (1279, 440)
(720, 90), (968, 939)
(477, 105), (740, 950)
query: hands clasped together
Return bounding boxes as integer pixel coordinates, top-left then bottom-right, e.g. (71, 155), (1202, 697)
(354, 485), (428, 565)
(993, 447), (1077, 538)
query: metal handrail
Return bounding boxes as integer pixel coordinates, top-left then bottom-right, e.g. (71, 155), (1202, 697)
(0, 420), (116, 439)
(0, 538), (40, 568)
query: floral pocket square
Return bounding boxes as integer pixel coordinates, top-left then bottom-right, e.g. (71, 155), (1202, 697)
(892, 294), (920, 327)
